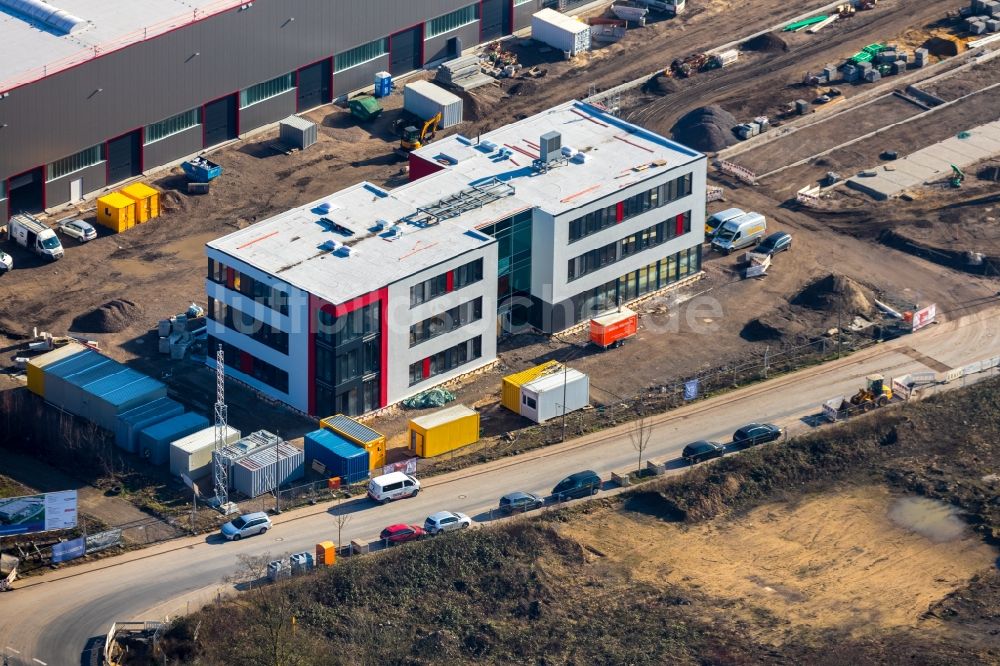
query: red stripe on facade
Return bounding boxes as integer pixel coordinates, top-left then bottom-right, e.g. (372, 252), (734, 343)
(446, 270), (455, 292)
(616, 201), (624, 223)
(675, 213), (685, 237)
(378, 286), (389, 408)
(422, 357), (431, 379)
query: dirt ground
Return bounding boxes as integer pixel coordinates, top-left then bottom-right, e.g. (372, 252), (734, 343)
(921, 59), (1000, 101)
(560, 484), (998, 642)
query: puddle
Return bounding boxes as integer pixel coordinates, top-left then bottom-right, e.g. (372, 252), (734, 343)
(888, 496), (967, 543)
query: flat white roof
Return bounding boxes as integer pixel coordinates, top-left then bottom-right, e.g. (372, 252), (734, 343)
(208, 177), (497, 305)
(522, 367), (587, 394)
(413, 100), (704, 218)
(410, 404), (477, 429)
(0, 0), (241, 93)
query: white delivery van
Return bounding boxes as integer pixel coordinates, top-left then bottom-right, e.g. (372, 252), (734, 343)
(9, 214), (64, 260)
(711, 212), (767, 254)
(368, 471), (421, 504)
(705, 207), (744, 239)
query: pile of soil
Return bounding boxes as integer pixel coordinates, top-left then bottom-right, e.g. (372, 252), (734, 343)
(742, 32), (788, 53)
(741, 313), (808, 342)
(71, 299), (144, 333)
(670, 105), (739, 152)
(505, 79), (542, 98)
(792, 274), (875, 316)
(642, 73), (679, 97)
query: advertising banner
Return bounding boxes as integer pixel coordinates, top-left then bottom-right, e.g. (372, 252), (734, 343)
(380, 458), (418, 477)
(911, 304), (936, 332)
(0, 490), (78, 536)
(52, 537), (86, 563)
(684, 379), (699, 401)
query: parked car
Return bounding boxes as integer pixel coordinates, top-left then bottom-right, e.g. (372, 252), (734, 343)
(220, 511), (272, 541)
(732, 423), (783, 447)
(367, 471), (420, 504)
(755, 231), (791, 256)
(0, 250), (12, 273)
(59, 219), (97, 243)
(424, 511), (472, 535)
(551, 470), (601, 501)
(380, 524), (426, 544)
(681, 440), (726, 464)
(498, 491), (545, 515)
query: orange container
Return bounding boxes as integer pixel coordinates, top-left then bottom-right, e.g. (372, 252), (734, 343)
(589, 308), (638, 349)
(316, 540), (336, 566)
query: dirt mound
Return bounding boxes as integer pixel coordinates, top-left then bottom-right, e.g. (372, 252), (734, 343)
(642, 73), (679, 96)
(670, 105), (738, 152)
(792, 274), (875, 316)
(506, 79), (542, 98)
(742, 32), (788, 53)
(741, 313), (807, 342)
(71, 299), (144, 333)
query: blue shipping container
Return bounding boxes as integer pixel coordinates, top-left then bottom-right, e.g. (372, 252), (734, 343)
(138, 412), (210, 465)
(43, 351), (114, 412)
(115, 398), (186, 453)
(303, 429), (369, 484)
(78, 369), (168, 432)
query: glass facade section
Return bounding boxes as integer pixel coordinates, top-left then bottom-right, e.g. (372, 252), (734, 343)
(479, 210), (532, 327)
(207, 259), (289, 315)
(568, 172), (693, 243)
(314, 301), (381, 417)
(209, 336), (289, 393)
(408, 336), (483, 386)
(145, 109), (199, 144)
(47, 145), (103, 181)
(335, 38), (389, 71)
(240, 73), (294, 108)
(427, 5), (478, 38)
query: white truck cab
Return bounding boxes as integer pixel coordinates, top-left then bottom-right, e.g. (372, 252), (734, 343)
(10, 214), (64, 260)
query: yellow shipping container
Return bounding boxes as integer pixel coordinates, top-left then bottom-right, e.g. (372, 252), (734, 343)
(501, 360), (561, 413)
(96, 192), (136, 232)
(408, 404), (480, 458)
(25, 342), (88, 396)
(319, 414), (386, 470)
(121, 182), (161, 223)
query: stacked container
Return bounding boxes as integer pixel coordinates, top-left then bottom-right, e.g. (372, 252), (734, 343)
(137, 412), (210, 465)
(26, 342), (88, 396)
(115, 397), (186, 453)
(501, 360), (561, 413)
(403, 80), (464, 128)
(519, 369), (590, 424)
(169, 425), (241, 479)
(96, 192), (137, 232)
(232, 440), (304, 498)
(121, 183), (161, 223)
(319, 415), (386, 470)
(304, 429), (370, 484)
(408, 405), (480, 458)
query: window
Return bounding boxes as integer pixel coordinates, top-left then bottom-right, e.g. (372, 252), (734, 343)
(567, 173), (693, 243)
(454, 258), (483, 290)
(335, 38), (389, 71)
(410, 274), (448, 307)
(209, 336), (289, 393)
(47, 145), (102, 181)
(514, 0), (534, 5)
(240, 73), (294, 109)
(0, 179), (5, 200)
(145, 109), (199, 144)
(208, 297), (289, 354)
(410, 297), (483, 347)
(567, 211), (693, 281)
(409, 336), (482, 386)
(210, 261), (289, 316)
(426, 5), (478, 38)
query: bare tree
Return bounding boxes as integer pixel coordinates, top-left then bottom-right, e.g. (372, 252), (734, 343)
(333, 495), (352, 554)
(629, 405), (653, 478)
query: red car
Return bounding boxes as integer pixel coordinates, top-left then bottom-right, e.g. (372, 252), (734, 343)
(379, 524), (426, 544)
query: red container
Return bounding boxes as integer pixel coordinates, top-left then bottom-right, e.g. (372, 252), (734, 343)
(589, 308), (638, 349)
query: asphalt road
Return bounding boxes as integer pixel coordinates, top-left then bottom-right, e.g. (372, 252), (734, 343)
(2, 306), (999, 666)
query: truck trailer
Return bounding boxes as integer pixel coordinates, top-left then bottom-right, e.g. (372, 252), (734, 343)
(9, 214), (64, 260)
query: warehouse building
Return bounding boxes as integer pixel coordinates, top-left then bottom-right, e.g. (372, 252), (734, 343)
(206, 100), (705, 416)
(0, 0), (546, 220)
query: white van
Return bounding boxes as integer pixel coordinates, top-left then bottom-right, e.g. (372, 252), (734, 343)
(711, 212), (767, 254)
(368, 471), (421, 504)
(705, 207), (744, 239)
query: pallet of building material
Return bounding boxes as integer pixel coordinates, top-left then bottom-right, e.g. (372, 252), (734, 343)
(806, 15), (839, 33)
(186, 182), (210, 195)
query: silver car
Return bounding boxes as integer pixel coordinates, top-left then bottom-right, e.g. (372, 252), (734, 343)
(60, 219), (97, 243)
(220, 511), (272, 541)
(423, 510), (472, 535)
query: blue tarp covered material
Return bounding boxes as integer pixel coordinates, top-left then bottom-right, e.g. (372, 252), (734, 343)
(115, 398), (185, 453)
(137, 412), (210, 466)
(304, 429), (369, 484)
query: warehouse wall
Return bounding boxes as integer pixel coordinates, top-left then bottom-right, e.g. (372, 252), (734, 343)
(143, 126), (204, 172)
(513, 0), (542, 30)
(424, 22), (482, 65)
(333, 55), (391, 98)
(0, 0), (501, 182)
(240, 89), (298, 135)
(45, 162), (107, 209)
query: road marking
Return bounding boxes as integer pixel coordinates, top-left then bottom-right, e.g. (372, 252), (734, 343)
(33, 659), (48, 665)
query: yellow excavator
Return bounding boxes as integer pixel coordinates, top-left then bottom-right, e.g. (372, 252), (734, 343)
(847, 374), (893, 411)
(398, 112), (442, 152)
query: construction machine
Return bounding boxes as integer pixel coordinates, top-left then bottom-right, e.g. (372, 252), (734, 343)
(846, 374), (893, 411)
(950, 164), (965, 188)
(398, 112), (442, 153)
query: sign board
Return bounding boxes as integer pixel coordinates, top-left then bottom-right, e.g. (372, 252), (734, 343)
(380, 458), (418, 477)
(891, 376), (911, 400)
(963, 360), (983, 376)
(52, 537), (86, 563)
(180, 474), (200, 497)
(822, 396), (845, 422)
(911, 303), (936, 332)
(0, 490), (78, 536)
(683, 379), (699, 401)
(86, 528), (123, 554)
(910, 371), (937, 384)
(745, 254), (771, 278)
(943, 367), (964, 383)
(311, 459), (327, 475)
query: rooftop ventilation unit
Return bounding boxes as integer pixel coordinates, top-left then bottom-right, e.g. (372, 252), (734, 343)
(539, 131), (562, 163)
(320, 240), (342, 252)
(0, 0), (87, 34)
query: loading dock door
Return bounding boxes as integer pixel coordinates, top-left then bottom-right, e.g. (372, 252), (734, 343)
(107, 130), (141, 185)
(297, 59), (332, 111)
(204, 95), (238, 147)
(390, 25), (422, 76)
(7, 167), (44, 213)
(481, 0), (512, 42)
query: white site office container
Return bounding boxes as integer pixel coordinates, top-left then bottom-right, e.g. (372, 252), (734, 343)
(403, 80), (464, 128)
(532, 8), (591, 56)
(519, 368), (590, 423)
(169, 425), (241, 480)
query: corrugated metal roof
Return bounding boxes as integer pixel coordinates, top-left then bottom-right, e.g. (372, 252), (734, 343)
(410, 404), (477, 430)
(235, 441), (301, 472)
(280, 115), (314, 131)
(522, 368), (587, 394)
(65, 362), (122, 389)
(44, 349), (107, 378)
(26, 342), (88, 371)
(141, 412), (209, 441)
(305, 429), (366, 459)
(117, 397), (182, 424)
(98, 374), (166, 407)
(173, 425), (239, 454)
(321, 414), (383, 445)
(503, 360), (562, 388)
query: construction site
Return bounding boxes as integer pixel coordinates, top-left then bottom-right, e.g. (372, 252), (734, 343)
(0, 0), (998, 599)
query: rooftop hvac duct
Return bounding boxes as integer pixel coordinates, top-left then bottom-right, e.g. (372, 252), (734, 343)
(0, 0), (87, 34)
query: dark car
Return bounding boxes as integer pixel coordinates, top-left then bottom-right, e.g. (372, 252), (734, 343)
(379, 524), (426, 544)
(755, 231), (792, 256)
(732, 423), (782, 448)
(498, 491), (545, 515)
(681, 440), (725, 464)
(551, 470), (601, 501)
